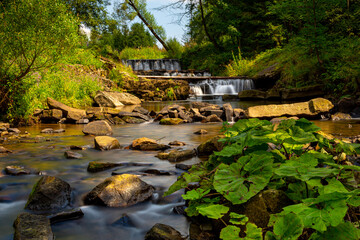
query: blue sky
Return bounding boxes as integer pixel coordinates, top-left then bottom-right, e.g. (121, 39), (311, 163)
(108, 0), (188, 43)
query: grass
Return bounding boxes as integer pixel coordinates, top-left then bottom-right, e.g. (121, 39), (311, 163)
(119, 47), (166, 60)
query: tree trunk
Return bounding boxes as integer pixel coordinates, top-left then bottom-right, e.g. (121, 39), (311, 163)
(198, 0), (223, 51)
(312, 0), (322, 65)
(127, 0), (172, 52)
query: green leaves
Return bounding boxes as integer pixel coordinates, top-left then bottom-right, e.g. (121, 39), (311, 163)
(197, 204), (229, 219)
(165, 118), (360, 240)
(214, 152), (273, 204)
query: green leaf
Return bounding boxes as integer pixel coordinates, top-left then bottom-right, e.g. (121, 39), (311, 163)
(244, 223), (263, 240)
(196, 204), (229, 219)
(182, 188), (210, 200)
(309, 222), (360, 240)
(295, 118), (321, 133)
(229, 213), (249, 225)
(220, 225), (241, 240)
(269, 213), (304, 240)
(214, 152), (273, 204)
(283, 193), (349, 232)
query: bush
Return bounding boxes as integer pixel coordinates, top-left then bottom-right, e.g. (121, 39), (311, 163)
(165, 118), (360, 239)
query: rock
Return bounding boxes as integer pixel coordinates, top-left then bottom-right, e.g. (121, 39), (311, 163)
(48, 208), (84, 224)
(13, 213), (54, 240)
(25, 176), (71, 211)
(8, 128), (20, 134)
(233, 108), (246, 121)
(331, 112), (352, 121)
(190, 102), (218, 109)
(70, 145), (86, 150)
(246, 98), (334, 118)
(143, 169), (175, 176)
(222, 94), (238, 101)
(118, 112), (150, 121)
(76, 119), (89, 124)
(112, 116), (126, 125)
(41, 109), (63, 122)
(122, 116), (146, 124)
(82, 120), (113, 136)
(133, 106), (149, 115)
(203, 114), (223, 123)
(157, 150), (196, 162)
(0, 131), (8, 137)
(194, 129), (208, 135)
(168, 110), (179, 118)
(54, 129), (65, 133)
(84, 174), (154, 207)
(94, 91), (141, 107)
(5, 166), (38, 175)
(34, 135), (46, 143)
(222, 103), (234, 122)
(281, 85), (325, 100)
(175, 163), (192, 171)
(240, 189), (293, 228)
(145, 223), (184, 240)
(131, 138), (170, 151)
(169, 141), (186, 146)
(47, 97), (86, 121)
(197, 136), (224, 156)
(160, 118), (183, 125)
(238, 90), (266, 100)
(253, 63), (281, 88)
(64, 151), (83, 159)
(0, 146), (12, 153)
(111, 213), (134, 227)
(0, 122), (10, 129)
(41, 128), (54, 133)
(337, 97), (357, 113)
(87, 161), (123, 173)
(189, 221), (216, 240)
(94, 136), (121, 151)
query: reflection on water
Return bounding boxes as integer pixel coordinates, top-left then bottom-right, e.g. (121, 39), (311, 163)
(1, 100), (359, 240)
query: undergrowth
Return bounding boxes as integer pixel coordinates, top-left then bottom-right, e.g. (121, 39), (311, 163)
(165, 118), (360, 240)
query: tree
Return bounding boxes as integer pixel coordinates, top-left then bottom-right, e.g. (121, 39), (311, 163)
(114, 0), (171, 51)
(0, 0), (79, 113)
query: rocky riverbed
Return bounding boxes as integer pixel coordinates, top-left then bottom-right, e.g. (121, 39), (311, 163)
(1, 98), (360, 240)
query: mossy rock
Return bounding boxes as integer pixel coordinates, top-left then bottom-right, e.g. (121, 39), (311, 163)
(159, 118), (183, 125)
(87, 161), (122, 173)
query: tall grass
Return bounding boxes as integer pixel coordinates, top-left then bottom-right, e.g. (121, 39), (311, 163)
(225, 50), (255, 76)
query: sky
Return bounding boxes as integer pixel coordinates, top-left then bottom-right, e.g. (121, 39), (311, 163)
(108, 0), (188, 43)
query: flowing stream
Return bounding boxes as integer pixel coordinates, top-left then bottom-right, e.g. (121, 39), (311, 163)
(0, 101), (359, 240)
(189, 79), (255, 96)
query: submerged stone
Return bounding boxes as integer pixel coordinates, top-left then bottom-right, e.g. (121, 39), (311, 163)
(13, 213), (54, 240)
(64, 151), (83, 159)
(87, 161), (123, 173)
(48, 208), (84, 224)
(145, 223), (184, 240)
(94, 136), (121, 151)
(4, 166), (38, 176)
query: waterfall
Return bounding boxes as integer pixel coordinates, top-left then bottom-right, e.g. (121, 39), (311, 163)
(125, 59), (181, 71)
(189, 79), (255, 96)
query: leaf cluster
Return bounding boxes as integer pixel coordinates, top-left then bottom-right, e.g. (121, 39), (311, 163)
(165, 118), (360, 239)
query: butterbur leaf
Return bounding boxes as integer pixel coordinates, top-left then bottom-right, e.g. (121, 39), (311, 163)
(220, 225), (241, 240)
(197, 204), (229, 219)
(215, 144), (244, 158)
(269, 213), (304, 240)
(283, 193), (349, 232)
(182, 188), (210, 200)
(319, 178), (348, 195)
(244, 223), (262, 240)
(230, 118), (271, 134)
(214, 153), (273, 204)
(295, 118), (321, 133)
(164, 175), (186, 196)
(309, 222), (360, 240)
(229, 213), (249, 225)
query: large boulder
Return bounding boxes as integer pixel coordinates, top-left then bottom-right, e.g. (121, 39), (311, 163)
(47, 98), (86, 121)
(25, 176), (71, 211)
(41, 109), (63, 122)
(82, 120), (113, 136)
(94, 136), (121, 151)
(222, 103), (234, 122)
(84, 174), (154, 207)
(13, 213), (54, 240)
(118, 112), (150, 121)
(246, 98), (334, 118)
(145, 223), (185, 240)
(94, 91), (141, 107)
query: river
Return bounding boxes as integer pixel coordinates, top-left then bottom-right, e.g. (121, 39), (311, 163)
(0, 100), (359, 240)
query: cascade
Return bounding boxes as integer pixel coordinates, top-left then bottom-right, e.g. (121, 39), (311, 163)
(189, 79), (255, 96)
(125, 59), (181, 72)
